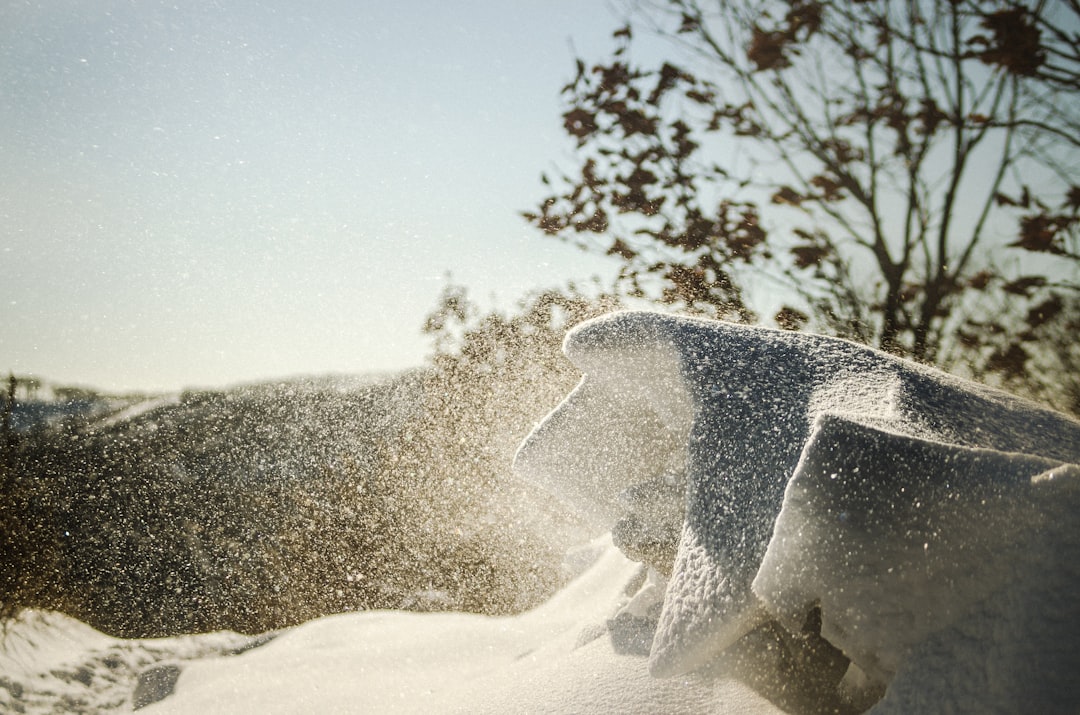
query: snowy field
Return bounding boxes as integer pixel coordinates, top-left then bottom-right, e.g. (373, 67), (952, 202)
(4, 311), (1079, 713)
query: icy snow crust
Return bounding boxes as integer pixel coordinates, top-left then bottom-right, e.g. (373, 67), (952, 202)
(514, 310), (1080, 710)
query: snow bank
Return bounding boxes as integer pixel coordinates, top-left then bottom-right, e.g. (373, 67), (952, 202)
(755, 416), (1080, 710)
(138, 538), (780, 714)
(5, 541), (787, 714)
(0, 610), (262, 713)
(515, 310), (1080, 709)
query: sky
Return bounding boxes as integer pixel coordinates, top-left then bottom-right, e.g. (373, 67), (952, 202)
(1, 1), (625, 393)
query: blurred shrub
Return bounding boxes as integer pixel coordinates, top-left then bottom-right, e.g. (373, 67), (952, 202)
(376, 283), (623, 614)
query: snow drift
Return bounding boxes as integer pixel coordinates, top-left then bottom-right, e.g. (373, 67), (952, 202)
(9, 310), (1080, 713)
(514, 310), (1080, 711)
(4, 542), (787, 714)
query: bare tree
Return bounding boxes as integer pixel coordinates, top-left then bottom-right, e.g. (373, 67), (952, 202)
(526, 0), (1079, 369)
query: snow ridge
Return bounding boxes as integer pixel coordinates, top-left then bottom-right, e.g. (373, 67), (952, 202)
(515, 310), (1080, 709)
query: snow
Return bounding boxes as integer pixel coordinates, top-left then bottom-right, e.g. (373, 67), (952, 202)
(7, 309), (1080, 712)
(95, 395), (181, 429)
(4, 541), (782, 714)
(148, 537), (782, 715)
(512, 333), (692, 530)
(516, 310), (1080, 708)
(754, 417), (1080, 712)
(0, 611), (261, 713)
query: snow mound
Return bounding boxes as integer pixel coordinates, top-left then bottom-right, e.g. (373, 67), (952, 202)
(0, 610), (263, 713)
(515, 310), (1080, 708)
(754, 416), (1080, 712)
(139, 537), (780, 714)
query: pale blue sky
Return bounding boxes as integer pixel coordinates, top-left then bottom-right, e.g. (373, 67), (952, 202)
(1, 1), (623, 392)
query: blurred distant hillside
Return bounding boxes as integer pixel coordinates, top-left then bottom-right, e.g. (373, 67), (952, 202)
(4, 376), (150, 433)
(0, 369), (575, 637)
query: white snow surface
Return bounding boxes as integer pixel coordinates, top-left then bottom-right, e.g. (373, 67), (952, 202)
(146, 538), (783, 715)
(515, 310), (1080, 710)
(755, 417), (1080, 712)
(3, 540), (782, 714)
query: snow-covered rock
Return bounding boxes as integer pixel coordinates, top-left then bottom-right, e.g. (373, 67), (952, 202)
(515, 310), (1080, 708)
